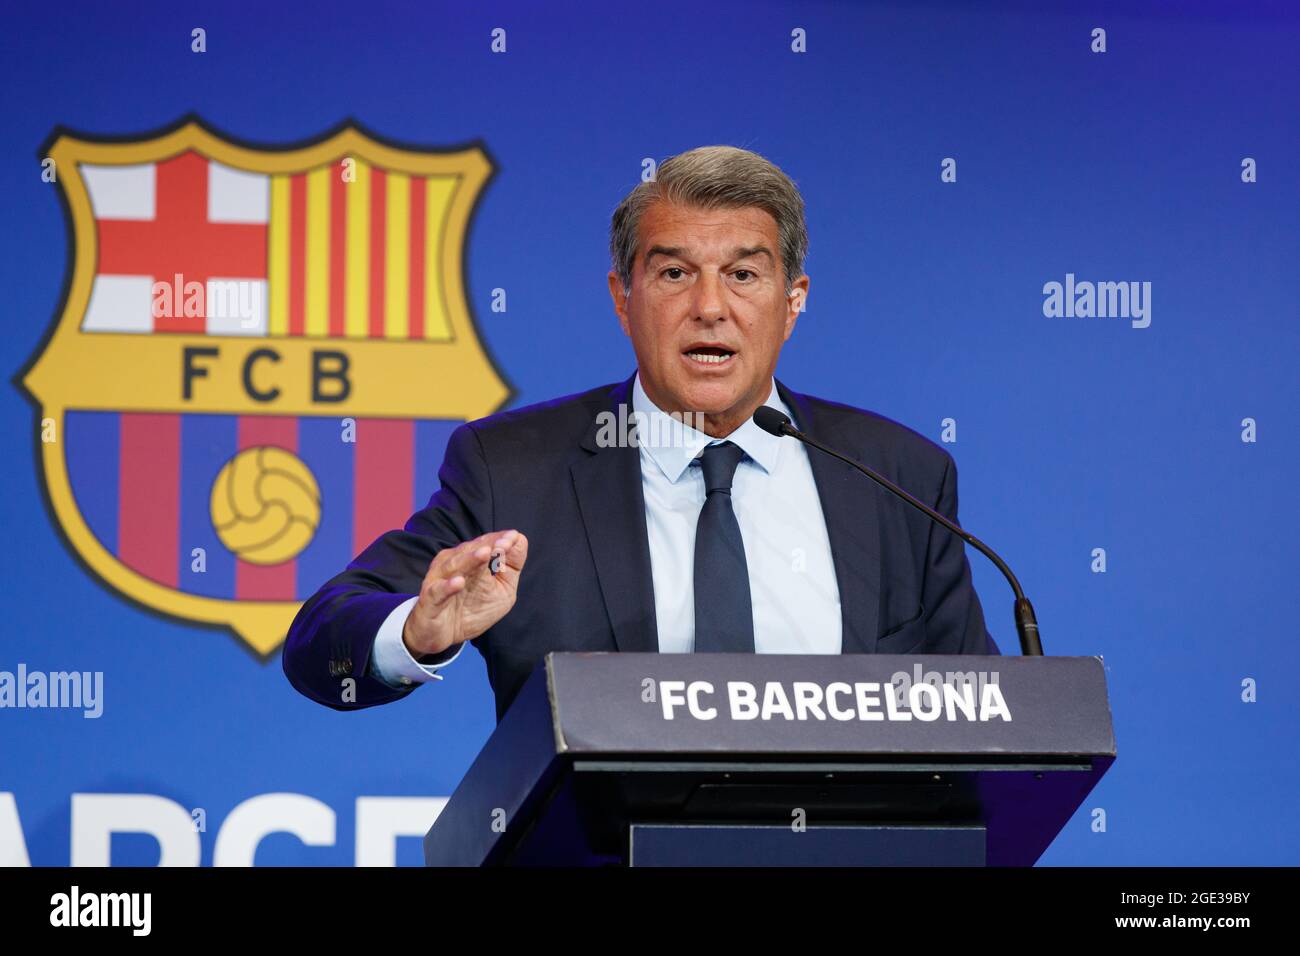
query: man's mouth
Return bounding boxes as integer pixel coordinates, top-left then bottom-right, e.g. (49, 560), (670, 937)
(683, 345), (737, 367)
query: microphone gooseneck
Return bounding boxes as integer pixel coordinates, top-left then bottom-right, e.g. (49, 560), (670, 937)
(753, 406), (1043, 656)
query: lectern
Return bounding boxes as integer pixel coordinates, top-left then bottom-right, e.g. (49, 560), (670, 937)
(424, 653), (1115, 866)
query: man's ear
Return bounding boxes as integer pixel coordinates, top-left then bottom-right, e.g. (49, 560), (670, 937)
(784, 274), (810, 340)
(608, 270), (632, 337)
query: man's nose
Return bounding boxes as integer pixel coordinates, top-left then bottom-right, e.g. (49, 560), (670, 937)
(690, 270), (729, 322)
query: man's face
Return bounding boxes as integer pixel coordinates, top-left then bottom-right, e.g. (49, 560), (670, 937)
(608, 201), (808, 436)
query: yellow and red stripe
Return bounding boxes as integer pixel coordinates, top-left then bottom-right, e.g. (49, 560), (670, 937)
(266, 158), (455, 342)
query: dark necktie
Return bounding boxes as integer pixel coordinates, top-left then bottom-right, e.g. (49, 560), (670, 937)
(692, 441), (755, 653)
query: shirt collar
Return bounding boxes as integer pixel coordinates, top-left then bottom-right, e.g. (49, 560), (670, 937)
(631, 372), (787, 484)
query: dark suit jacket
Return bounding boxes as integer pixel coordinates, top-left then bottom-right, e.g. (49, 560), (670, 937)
(282, 375), (1000, 721)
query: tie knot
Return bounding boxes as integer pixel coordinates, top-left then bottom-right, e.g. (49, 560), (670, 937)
(695, 440), (746, 495)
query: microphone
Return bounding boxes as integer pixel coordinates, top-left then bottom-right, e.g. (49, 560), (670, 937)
(753, 405), (1043, 656)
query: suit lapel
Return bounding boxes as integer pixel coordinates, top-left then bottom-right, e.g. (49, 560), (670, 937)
(570, 375), (881, 655)
(777, 380), (883, 654)
(570, 374), (660, 653)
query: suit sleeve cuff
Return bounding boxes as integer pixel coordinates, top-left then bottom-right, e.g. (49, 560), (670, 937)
(369, 596), (464, 688)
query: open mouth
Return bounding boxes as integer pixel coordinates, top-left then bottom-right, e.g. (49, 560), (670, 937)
(683, 345), (736, 367)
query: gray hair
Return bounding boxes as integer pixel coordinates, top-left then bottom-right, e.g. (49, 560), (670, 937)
(609, 145), (808, 295)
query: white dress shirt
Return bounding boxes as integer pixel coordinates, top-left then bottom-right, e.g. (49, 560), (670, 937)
(369, 374), (842, 686)
(632, 374), (841, 653)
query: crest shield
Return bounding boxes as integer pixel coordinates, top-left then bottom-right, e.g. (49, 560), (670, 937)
(21, 118), (509, 655)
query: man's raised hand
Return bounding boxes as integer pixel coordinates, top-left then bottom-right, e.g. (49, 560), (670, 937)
(402, 529), (529, 658)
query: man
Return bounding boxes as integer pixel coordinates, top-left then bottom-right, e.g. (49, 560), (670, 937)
(283, 145), (999, 721)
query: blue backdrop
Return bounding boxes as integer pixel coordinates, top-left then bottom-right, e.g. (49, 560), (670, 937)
(1, 0), (1296, 865)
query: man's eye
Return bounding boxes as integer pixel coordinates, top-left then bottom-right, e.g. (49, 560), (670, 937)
(732, 270), (755, 282)
(662, 267), (686, 280)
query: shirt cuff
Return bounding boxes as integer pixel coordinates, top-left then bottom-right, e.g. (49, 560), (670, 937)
(369, 595), (464, 688)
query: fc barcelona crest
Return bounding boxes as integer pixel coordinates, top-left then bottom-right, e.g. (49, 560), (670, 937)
(20, 117), (511, 655)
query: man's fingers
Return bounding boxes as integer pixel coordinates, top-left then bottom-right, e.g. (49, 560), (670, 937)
(426, 530), (503, 574)
(471, 528), (512, 552)
(423, 529), (523, 588)
(498, 531), (528, 571)
(454, 530), (522, 578)
(443, 543), (493, 579)
(424, 574), (465, 609)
